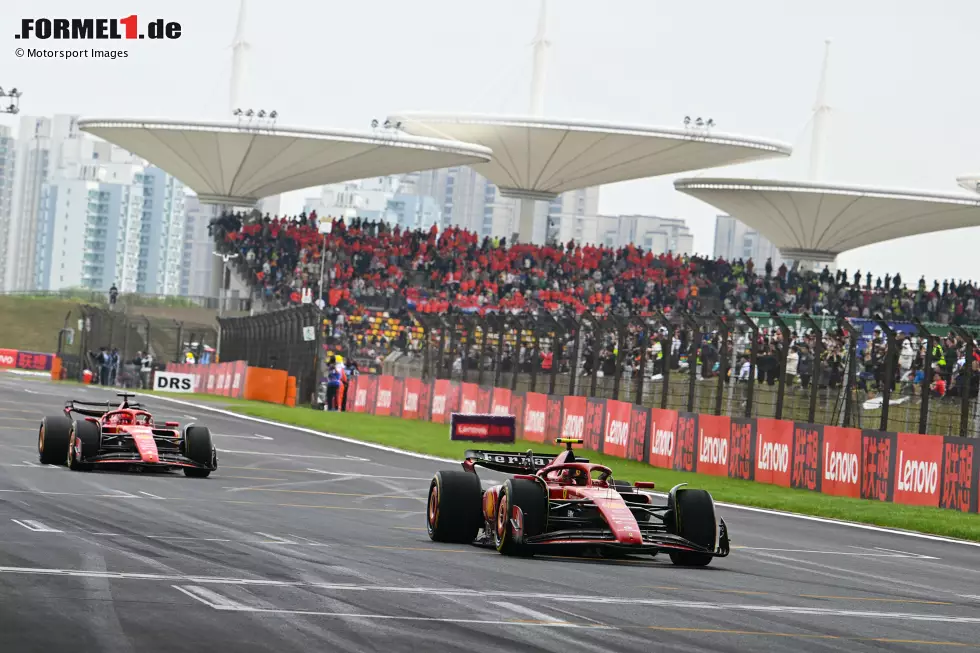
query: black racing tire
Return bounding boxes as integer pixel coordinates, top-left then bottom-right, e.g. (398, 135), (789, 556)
(67, 419), (101, 471)
(426, 470), (483, 543)
(38, 416), (72, 465)
(494, 478), (547, 556)
(668, 488), (716, 567)
(182, 426), (215, 478)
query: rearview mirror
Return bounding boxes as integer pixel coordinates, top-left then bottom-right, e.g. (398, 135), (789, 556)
(164, 421), (180, 428)
(633, 481), (656, 489)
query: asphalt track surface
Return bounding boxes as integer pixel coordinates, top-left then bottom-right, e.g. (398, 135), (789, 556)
(2, 374), (980, 652)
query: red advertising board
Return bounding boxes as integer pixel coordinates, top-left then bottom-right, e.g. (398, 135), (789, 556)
(491, 387), (512, 416)
(364, 375), (379, 415)
(523, 392), (548, 443)
(647, 408), (678, 469)
(0, 348), (16, 369)
(352, 377), (368, 412)
(477, 386), (492, 414)
(728, 418), (755, 481)
(402, 378), (421, 420)
(584, 398), (605, 453)
(791, 423), (822, 492)
(390, 377), (405, 418)
(431, 379), (451, 423)
(861, 430), (894, 502)
(14, 350), (54, 371)
(627, 405), (649, 463)
(374, 375), (394, 416)
(754, 418), (792, 487)
(602, 400), (632, 458)
(696, 414), (730, 477)
(546, 396), (563, 443)
(674, 413), (697, 472)
(821, 426), (861, 498)
(460, 383), (479, 414)
(941, 436), (977, 513)
(417, 379), (433, 422)
(893, 432), (943, 508)
(509, 392), (525, 439)
(560, 396), (586, 440)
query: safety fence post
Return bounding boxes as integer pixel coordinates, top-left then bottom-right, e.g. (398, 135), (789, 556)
(911, 319), (935, 435)
(769, 312), (791, 420)
(873, 314), (897, 432)
(739, 310), (759, 418)
(800, 312), (824, 424)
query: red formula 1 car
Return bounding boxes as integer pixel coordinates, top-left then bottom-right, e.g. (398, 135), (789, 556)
(426, 438), (729, 566)
(37, 393), (217, 477)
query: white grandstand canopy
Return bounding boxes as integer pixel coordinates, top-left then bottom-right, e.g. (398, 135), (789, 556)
(956, 174), (980, 194)
(674, 177), (980, 262)
(385, 113), (793, 200)
(76, 118), (493, 207)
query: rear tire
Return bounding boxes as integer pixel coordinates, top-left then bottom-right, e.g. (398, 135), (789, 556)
(38, 416), (72, 465)
(183, 426), (215, 478)
(67, 420), (100, 471)
(426, 470), (483, 543)
(668, 488), (717, 567)
(494, 478), (547, 556)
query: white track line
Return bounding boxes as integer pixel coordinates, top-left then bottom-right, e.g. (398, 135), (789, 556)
(120, 391), (980, 550)
(173, 585), (246, 609)
(254, 532), (296, 545)
(305, 468), (430, 481)
(491, 601), (569, 624)
(218, 449), (366, 461)
(10, 519), (62, 533)
(212, 434), (274, 441)
(735, 547), (937, 559)
(138, 491), (165, 500)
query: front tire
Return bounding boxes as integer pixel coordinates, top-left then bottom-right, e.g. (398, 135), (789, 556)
(38, 416), (72, 465)
(668, 488), (717, 567)
(66, 420), (100, 471)
(426, 470), (483, 543)
(494, 478), (547, 556)
(183, 426), (215, 478)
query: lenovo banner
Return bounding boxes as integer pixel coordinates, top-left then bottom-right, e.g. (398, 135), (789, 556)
(940, 436), (978, 513)
(351, 377), (367, 412)
(821, 426), (861, 498)
(0, 348), (16, 369)
(861, 430), (895, 502)
(696, 414), (730, 477)
(460, 383), (479, 415)
(674, 413), (698, 473)
(431, 380), (451, 423)
(375, 375), (394, 416)
(729, 418), (756, 482)
(893, 432), (943, 508)
(560, 396), (587, 441)
(402, 378), (421, 420)
(491, 387), (512, 416)
(791, 423), (822, 492)
(449, 413), (517, 444)
(648, 408), (678, 469)
(523, 392), (548, 443)
(755, 418), (792, 486)
(602, 400), (632, 458)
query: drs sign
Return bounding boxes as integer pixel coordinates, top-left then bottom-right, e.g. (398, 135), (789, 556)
(153, 371), (195, 393)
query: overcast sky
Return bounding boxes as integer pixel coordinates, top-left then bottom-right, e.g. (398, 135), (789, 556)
(4, 0), (980, 284)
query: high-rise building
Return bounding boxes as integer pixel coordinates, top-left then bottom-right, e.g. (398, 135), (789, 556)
(181, 195), (218, 297)
(591, 214), (695, 254)
(139, 166), (186, 295)
(0, 125), (15, 291)
(712, 214), (784, 267)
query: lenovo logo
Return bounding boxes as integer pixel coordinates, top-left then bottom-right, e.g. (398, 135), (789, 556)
(403, 392), (419, 412)
(462, 399), (477, 414)
(605, 420), (628, 447)
(897, 450), (938, 494)
(355, 389), (367, 407)
(824, 443), (858, 484)
(377, 390), (392, 409)
(432, 396), (446, 414)
(699, 433), (728, 465)
(0, 354), (15, 366)
(561, 415), (584, 439)
(526, 410), (545, 434)
(492, 403), (510, 416)
(650, 428), (674, 457)
(757, 433), (789, 473)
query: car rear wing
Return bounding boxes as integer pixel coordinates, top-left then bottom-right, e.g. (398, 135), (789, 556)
(464, 447), (590, 474)
(64, 398), (146, 418)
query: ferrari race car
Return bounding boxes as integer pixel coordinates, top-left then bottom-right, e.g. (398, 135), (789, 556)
(37, 393), (217, 477)
(426, 438), (729, 566)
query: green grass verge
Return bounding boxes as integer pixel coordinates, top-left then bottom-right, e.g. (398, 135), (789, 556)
(0, 297), (78, 353)
(137, 389), (980, 542)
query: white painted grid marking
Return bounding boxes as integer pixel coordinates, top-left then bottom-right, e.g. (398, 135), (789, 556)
(10, 519), (62, 533)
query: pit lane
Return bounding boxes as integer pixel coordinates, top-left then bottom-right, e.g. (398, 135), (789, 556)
(1, 374), (979, 652)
